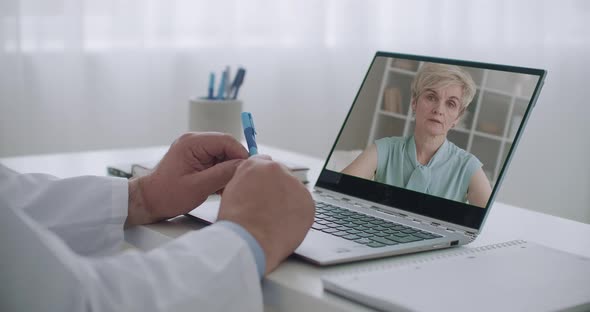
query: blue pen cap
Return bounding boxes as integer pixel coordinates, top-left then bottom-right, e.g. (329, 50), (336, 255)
(241, 112), (255, 131)
(241, 112), (258, 156)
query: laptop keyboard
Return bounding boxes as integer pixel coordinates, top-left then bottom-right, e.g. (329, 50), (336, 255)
(313, 201), (442, 248)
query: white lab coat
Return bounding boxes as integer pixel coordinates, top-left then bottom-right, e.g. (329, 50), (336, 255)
(0, 164), (263, 311)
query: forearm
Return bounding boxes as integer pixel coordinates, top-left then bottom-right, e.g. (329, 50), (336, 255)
(2, 207), (263, 312)
(467, 168), (492, 208)
(342, 163), (374, 179)
(341, 145), (378, 180)
(0, 164), (127, 256)
(86, 225), (263, 311)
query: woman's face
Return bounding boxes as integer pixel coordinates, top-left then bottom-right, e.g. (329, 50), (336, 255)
(412, 84), (463, 137)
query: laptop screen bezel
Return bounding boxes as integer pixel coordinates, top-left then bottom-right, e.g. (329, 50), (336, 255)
(315, 51), (547, 230)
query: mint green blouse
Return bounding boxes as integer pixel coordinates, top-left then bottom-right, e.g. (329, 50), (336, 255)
(374, 136), (482, 203)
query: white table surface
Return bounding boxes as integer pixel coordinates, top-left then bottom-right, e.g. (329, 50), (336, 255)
(3, 145), (589, 311)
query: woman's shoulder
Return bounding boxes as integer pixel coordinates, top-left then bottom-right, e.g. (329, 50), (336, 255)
(446, 140), (482, 165)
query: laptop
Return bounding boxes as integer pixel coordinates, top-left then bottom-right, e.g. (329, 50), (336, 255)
(188, 51), (546, 265)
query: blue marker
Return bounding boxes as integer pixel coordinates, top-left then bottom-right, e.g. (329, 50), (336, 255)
(231, 68), (246, 100)
(241, 112), (258, 156)
(208, 72), (215, 99)
(217, 69), (227, 100)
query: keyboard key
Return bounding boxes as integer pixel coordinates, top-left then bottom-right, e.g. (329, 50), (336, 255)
(324, 222), (339, 228)
(346, 229), (362, 235)
(401, 228), (418, 234)
(368, 219), (385, 225)
(373, 232), (389, 237)
(387, 235), (423, 244)
(336, 225), (351, 231)
(371, 237), (399, 246)
(414, 232), (437, 239)
(357, 232), (374, 238)
(321, 228), (339, 234)
(355, 238), (373, 245)
(343, 234), (361, 240)
(352, 219), (368, 226)
(367, 242), (386, 248)
(342, 222), (357, 228)
(356, 225), (370, 231)
(332, 231), (349, 237)
(316, 219), (329, 225)
(312, 224), (327, 230)
(384, 229), (399, 235)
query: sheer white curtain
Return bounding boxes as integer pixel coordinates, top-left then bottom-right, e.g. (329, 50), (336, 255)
(1, 0), (589, 221)
(1, 0), (400, 156)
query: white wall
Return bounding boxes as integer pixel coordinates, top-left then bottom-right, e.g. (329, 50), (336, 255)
(1, 0), (589, 223)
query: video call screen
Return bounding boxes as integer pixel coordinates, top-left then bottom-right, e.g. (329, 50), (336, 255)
(325, 55), (541, 209)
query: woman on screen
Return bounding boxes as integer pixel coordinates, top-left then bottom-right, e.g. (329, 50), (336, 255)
(342, 63), (492, 208)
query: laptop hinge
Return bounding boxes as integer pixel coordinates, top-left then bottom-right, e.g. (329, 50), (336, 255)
(427, 221), (477, 241)
(314, 188), (478, 241)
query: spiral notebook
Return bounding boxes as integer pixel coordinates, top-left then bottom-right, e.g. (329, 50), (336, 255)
(322, 240), (590, 312)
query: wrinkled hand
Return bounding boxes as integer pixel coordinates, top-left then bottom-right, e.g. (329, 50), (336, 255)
(218, 156), (315, 275)
(126, 132), (248, 227)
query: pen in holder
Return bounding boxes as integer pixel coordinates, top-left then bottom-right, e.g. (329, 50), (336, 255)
(188, 98), (243, 140)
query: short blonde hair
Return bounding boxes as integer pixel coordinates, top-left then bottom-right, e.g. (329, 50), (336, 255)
(411, 63), (476, 114)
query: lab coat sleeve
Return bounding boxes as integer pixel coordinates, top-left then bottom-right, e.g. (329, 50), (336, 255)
(0, 205), (263, 312)
(0, 164), (128, 256)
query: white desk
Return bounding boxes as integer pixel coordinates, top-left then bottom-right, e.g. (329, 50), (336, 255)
(3, 145), (590, 312)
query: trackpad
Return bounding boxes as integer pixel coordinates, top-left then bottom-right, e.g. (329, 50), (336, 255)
(188, 195), (221, 224)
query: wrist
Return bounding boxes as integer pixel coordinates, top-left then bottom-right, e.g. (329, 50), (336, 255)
(230, 224), (277, 275)
(125, 177), (155, 227)
(215, 221), (267, 279)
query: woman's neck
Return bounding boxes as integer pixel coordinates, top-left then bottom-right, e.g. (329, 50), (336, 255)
(413, 131), (446, 165)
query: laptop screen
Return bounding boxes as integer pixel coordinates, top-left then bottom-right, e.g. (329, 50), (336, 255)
(317, 51), (546, 230)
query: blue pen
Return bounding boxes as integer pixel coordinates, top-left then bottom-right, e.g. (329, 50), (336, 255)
(224, 66), (232, 99)
(217, 69), (227, 100)
(208, 72), (215, 99)
(241, 112), (258, 156)
(231, 68), (246, 100)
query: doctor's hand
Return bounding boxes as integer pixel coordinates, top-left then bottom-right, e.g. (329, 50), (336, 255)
(126, 132), (249, 227)
(217, 156), (315, 275)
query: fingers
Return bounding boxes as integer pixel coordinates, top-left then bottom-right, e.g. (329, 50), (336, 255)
(251, 154), (272, 161)
(188, 158), (243, 195)
(211, 154), (271, 196)
(178, 132), (249, 162)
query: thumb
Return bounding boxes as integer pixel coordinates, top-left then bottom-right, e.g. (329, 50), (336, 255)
(189, 159), (243, 195)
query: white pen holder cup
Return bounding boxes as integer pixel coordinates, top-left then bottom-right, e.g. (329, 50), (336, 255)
(188, 99), (243, 140)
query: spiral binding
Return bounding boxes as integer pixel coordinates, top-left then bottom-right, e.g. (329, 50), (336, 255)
(326, 240), (527, 277)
